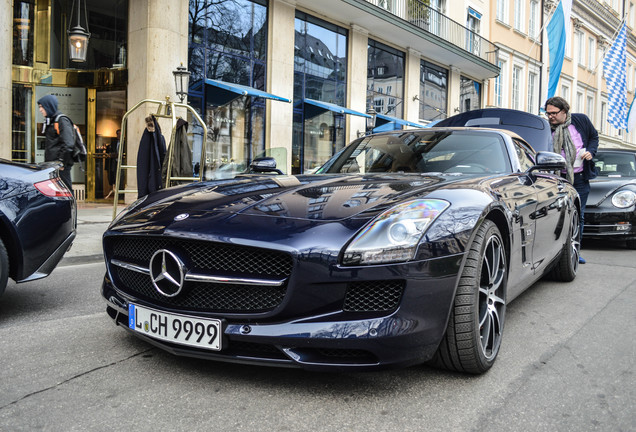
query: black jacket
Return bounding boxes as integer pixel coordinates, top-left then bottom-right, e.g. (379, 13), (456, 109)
(137, 116), (166, 198)
(38, 95), (74, 166)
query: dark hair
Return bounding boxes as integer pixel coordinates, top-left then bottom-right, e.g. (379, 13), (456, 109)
(545, 96), (570, 113)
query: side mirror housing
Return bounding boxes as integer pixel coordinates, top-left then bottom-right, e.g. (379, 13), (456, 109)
(527, 151), (566, 174)
(248, 157), (283, 175)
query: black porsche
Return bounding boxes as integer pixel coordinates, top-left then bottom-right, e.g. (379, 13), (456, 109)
(583, 148), (636, 249)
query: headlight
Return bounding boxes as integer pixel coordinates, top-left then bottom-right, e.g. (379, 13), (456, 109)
(611, 190), (636, 208)
(343, 199), (450, 265)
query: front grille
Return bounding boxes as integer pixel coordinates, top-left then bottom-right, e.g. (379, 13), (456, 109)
(107, 236), (293, 313)
(343, 280), (404, 312)
(111, 237), (292, 277)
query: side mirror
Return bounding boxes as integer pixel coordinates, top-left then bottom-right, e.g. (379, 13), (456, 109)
(248, 157), (283, 175)
(527, 151), (566, 173)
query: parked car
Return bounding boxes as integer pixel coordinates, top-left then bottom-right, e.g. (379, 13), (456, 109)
(101, 112), (581, 374)
(0, 159), (76, 297)
(583, 149), (636, 249)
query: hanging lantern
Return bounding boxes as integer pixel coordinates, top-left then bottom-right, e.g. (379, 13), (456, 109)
(366, 106), (377, 132)
(68, 0), (90, 62)
(173, 63), (191, 103)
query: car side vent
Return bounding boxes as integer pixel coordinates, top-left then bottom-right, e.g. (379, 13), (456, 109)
(343, 280), (404, 312)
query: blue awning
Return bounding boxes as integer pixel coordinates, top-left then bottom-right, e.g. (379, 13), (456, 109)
(372, 121), (400, 132)
(205, 78), (290, 106)
(303, 98), (372, 119)
(375, 113), (425, 129)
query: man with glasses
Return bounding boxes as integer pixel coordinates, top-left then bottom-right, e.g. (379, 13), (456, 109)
(545, 96), (599, 264)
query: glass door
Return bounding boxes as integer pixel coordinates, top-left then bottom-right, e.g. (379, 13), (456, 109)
(92, 89), (126, 201)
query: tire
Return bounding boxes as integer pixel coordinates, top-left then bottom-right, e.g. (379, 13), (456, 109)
(428, 220), (507, 374)
(625, 239), (636, 250)
(548, 207), (580, 282)
(0, 239), (8, 298)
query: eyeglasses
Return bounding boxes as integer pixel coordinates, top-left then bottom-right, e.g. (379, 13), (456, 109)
(546, 110), (563, 117)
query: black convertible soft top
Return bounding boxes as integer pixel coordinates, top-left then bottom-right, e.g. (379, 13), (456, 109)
(435, 108), (553, 152)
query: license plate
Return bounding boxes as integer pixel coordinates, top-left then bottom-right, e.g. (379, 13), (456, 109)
(128, 304), (222, 351)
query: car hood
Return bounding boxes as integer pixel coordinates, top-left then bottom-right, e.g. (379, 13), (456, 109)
(588, 177), (636, 206)
(111, 173), (473, 237)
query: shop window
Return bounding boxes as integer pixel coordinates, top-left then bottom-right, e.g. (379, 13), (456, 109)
(12, 84), (33, 163)
(188, 0), (269, 178)
(13, 0), (35, 66)
(460, 76), (481, 112)
(293, 12), (348, 174)
(367, 39), (404, 118)
(419, 60), (448, 121)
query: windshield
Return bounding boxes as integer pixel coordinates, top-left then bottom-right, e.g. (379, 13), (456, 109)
(317, 130), (512, 175)
(593, 152), (636, 177)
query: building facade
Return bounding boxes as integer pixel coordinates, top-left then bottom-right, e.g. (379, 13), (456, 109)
(3, 0), (635, 204)
(488, 0), (636, 152)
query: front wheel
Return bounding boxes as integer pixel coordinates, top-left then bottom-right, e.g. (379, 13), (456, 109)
(428, 220), (507, 374)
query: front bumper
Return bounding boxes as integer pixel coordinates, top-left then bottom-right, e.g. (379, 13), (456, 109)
(102, 253), (464, 372)
(583, 207), (636, 241)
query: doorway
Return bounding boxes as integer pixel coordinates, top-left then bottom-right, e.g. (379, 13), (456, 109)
(92, 89), (126, 201)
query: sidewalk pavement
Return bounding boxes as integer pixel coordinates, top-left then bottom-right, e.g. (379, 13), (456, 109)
(61, 202), (125, 266)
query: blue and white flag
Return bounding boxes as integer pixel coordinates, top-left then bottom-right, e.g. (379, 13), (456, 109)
(603, 22), (628, 129)
(546, 0), (572, 99)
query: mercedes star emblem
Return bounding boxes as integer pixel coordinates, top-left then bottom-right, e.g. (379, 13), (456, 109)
(149, 249), (185, 297)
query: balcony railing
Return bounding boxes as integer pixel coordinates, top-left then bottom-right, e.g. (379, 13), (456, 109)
(365, 0), (499, 66)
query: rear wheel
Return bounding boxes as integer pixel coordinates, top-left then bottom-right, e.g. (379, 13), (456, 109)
(429, 220), (507, 374)
(0, 239), (8, 297)
(548, 207), (579, 282)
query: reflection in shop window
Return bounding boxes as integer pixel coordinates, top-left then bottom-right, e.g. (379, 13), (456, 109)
(188, 0), (268, 178)
(12, 84), (33, 163)
(367, 39), (404, 118)
(13, 0), (35, 66)
(293, 11), (348, 174)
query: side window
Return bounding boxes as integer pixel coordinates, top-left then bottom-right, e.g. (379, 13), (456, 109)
(513, 139), (536, 171)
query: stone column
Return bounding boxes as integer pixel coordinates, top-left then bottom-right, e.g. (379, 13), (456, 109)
(448, 66), (461, 116)
(0, 0), (12, 159)
(125, 0), (188, 202)
(348, 25), (369, 141)
(405, 48), (421, 124)
(266, 0), (295, 174)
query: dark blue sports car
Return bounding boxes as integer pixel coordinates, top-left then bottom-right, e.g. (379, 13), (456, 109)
(583, 148), (636, 249)
(0, 159), (76, 297)
(102, 116), (581, 374)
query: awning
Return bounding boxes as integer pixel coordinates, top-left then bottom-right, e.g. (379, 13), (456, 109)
(303, 98), (372, 119)
(205, 78), (290, 106)
(375, 113), (425, 129)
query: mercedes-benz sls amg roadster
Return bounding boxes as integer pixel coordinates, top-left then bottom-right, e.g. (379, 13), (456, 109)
(101, 118), (580, 374)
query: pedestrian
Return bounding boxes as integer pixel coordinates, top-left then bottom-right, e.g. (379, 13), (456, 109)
(544, 96), (599, 264)
(37, 94), (74, 191)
